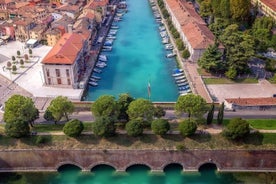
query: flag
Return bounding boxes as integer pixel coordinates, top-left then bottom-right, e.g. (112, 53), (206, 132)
(147, 81), (151, 99)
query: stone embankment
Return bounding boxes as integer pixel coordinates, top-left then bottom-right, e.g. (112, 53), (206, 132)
(0, 149), (275, 172)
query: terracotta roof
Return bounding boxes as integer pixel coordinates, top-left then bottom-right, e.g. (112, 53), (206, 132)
(225, 97), (276, 106)
(42, 33), (89, 65)
(85, 0), (108, 9)
(261, 0), (276, 11)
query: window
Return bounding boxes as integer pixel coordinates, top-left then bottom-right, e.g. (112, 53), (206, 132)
(55, 69), (60, 77)
(46, 69), (50, 77)
(66, 69), (70, 77)
(47, 78), (51, 85)
(67, 78), (71, 85)
(57, 78), (61, 84)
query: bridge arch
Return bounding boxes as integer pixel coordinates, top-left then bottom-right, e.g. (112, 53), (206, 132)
(162, 163), (184, 172)
(89, 163), (116, 172)
(125, 163), (152, 172)
(197, 161), (220, 172)
(56, 161), (83, 172)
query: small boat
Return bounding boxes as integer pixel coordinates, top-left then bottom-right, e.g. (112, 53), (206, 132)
(162, 37), (169, 44)
(175, 76), (185, 80)
(91, 75), (101, 80)
(90, 78), (98, 82)
(111, 25), (119, 29)
(104, 40), (113, 46)
(99, 54), (107, 62)
(176, 79), (187, 83)
(102, 46), (112, 51)
(96, 62), (107, 68)
(172, 72), (183, 77)
(165, 45), (174, 50)
(159, 26), (166, 31)
(179, 86), (189, 90)
(107, 35), (116, 40)
(89, 81), (98, 86)
(160, 31), (167, 38)
(166, 52), (176, 58)
(177, 82), (188, 86)
(93, 68), (102, 73)
(109, 29), (118, 33)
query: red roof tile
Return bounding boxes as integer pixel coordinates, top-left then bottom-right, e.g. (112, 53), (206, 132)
(261, 0), (276, 11)
(42, 33), (89, 65)
(225, 97), (276, 106)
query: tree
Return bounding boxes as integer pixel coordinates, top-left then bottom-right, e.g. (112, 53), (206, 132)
(154, 106), (166, 118)
(220, 0), (230, 19)
(24, 54), (29, 61)
(29, 48), (32, 56)
(127, 98), (155, 122)
(43, 108), (55, 122)
(4, 95), (38, 126)
(176, 39), (185, 51)
(91, 95), (119, 119)
(179, 119), (197, 137)
(175, 94), (208, 118)
(230, 0), (250, 21)
(117, 93), (134, 121)
(6, 61), (11, 69)
(92, 116), (116, 137)
(200, 0), (212, 18)
(206, 103), (215, 125)
(151, 119), (170, 135)
(182, 49), (190, 59)
(20, 59), (24, 67)
(11, 56), (16, 63)
(217, 102), (224, 125)
(198, 44), (225, 74)
(5, 119), (30, 138)
(17, 50), (21, 57)
(222, 117), (250, 140)
(125, 118), (143, 137)
(47, 96), (74, 122)
(63, 119), (84, 137)
(12, 65), (17, 73)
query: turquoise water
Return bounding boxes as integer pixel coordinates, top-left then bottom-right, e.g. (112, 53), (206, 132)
(84, 0), (179, 102)
(1, 164), (273, 183)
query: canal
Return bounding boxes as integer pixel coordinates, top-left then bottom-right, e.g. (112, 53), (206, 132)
(84, 0), (179, 101)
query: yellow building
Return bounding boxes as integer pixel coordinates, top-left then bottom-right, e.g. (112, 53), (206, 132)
(45, 28), (64, 46)
(252, 0), (276, 21)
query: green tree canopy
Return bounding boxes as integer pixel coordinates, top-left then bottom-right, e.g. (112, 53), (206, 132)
(230, 0), (250, 20)
(63, 119), (84, 137)
(151, 119), (170, 135)
(117, 93), (134, 121)
(179, 119), (197, 137)
(125, 118), (143, 137)
(4, 95), (38, 126)
(5, 119), (30, 138)
(154, 106), (166, 118)
(198, 44), (225, 73)
(48, 96), (74, 122)
(200, 0), (212, 17)
(91, 95), (119, 119)
(175, 94), (208, 118)
(43, 108), (55, 122)
(92, 116), (116, 137)
(222, 117), (250, 140)
(127, 98), (155, 122)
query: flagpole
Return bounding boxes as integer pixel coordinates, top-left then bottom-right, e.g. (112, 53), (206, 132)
(147, 80), (151, 100)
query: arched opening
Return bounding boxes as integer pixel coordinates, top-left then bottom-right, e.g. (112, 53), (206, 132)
(198, 163), (217, 172)
(163, 163), (183, 173)
(57, 164), (82, 173)
(91, 164), (116, 174)
(126, 164), (151, 173)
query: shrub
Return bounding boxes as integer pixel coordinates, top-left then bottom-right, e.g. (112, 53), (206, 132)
(5, 119), (30, 138)
(126, 119), (143, 137)
(222, 118), (250, 140)
(63, 119), (84, 137)
(151, 119), (170, 135)
(179, 119), (197, 137)
(36, 135), (48, 144)
(92, 116), (116, 137)
(44, 108), (55, 122)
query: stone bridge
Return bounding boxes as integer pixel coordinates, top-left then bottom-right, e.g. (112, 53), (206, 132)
(0, 149), (275, 172)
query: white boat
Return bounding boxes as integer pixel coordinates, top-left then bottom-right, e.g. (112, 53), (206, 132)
(89, 81), (98, 86)
(175, 76), (185, 80)
(96, 62), (107, 68)
(162, 37), (169, 44)
(176, 79), (187, 83)
(166, 52), (176, 58)
(165, 45), (174, 50)
(172, 72), (183, 77)
(99, 55), (107, 62)
(93, 68), (102, 73)
(102, 46), (112, 51)
(107, 35), (116, 40)
(90, 78), (98, 82)
(91, 75), (101, 80)
(104, 40), (113, 46)
(111, 25), (119, 29)
(177, 82), (188, 86)
(109, 29), (118, 33)
(160, 31), (167, 38)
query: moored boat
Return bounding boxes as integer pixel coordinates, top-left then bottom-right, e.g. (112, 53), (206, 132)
(172, 72), (183, 77)
(166, 52), (176, 58)
(175, 75), (185, 80)
(89, 81), (98, 86)
(91, 75), (101, 80)
(93, 68), (102, 73)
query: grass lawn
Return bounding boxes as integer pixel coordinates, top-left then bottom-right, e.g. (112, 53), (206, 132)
(0, 132), (275, 150)
(203, 78), (258, 85)
(223, 119), (276, 130)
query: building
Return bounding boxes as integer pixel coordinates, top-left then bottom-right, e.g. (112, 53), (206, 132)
(83, 0), (109, 24)
(45, 27), (64, 46)
(42, 32), (90, 88)
(224, 97), (276, 110)
(164, 0), (223, 62)
(13, 18), (36, 42)
(252, 0), (276, 21)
